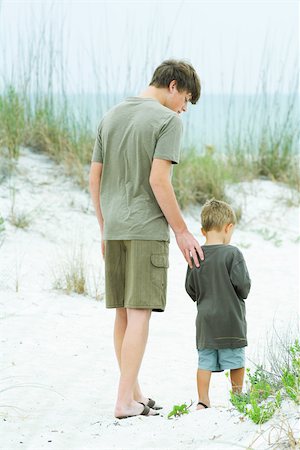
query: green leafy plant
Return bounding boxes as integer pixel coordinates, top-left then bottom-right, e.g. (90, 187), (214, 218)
(230, 391), (250, 414)
(230, 366), (282, 424)
(167, 401), (193, 419)
(248, 366), (276, 400)
(246, 391), (282, 424)
(282, 339), (300, 404)
(230, 339), (300, 424)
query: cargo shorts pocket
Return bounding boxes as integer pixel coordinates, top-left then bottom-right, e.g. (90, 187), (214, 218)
(150, 254), (169, 288)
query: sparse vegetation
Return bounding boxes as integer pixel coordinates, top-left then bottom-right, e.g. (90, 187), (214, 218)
(0, 86), (25, 160)
(0, 215), (5, 247)
(230, 367), (282, 424)
(254, 227), (283, 247)
(53, 246), (87, 295)
(168, 401), (193, 419)
(24, 100), (93, 189)
(230, 336), (300, 424)
(9, 211), (33, 229)
(52, 243), (105, 299)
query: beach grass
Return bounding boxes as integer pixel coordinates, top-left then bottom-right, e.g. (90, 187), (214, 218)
(172, 146), (232, 208)
(52, 245), (88, 295)
(0, 86), (26, 160)
(0, 84), (298, 210)
(0, 18), (298, 208)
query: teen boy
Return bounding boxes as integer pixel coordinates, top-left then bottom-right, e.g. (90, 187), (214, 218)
(89, 60), (203, 419)
(185, 199), (251, 410)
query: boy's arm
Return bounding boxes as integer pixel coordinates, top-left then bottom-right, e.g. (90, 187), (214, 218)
(149, 158), (204, 268)
(185, 266), (197, 302)
(230, 254), (251, 299)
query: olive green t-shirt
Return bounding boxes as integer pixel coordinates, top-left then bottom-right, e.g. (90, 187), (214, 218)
(92, 97), (183, 241)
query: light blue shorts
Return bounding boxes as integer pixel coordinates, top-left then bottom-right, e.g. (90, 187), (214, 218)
(198, 347), (245, 372)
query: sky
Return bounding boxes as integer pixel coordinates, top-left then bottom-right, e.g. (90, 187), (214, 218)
(0, 0), (298, 94)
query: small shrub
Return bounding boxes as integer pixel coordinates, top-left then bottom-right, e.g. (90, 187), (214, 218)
(282, 340), (300, 404)
(230, 366), (282, 424)
(231, 338), (300, 424)
(246, 391), (282, 424)
(230, 391), (250, 414)
(247, 366), (276, 400)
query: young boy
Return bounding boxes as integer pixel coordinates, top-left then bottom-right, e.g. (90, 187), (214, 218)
(185, 198), (251, 410)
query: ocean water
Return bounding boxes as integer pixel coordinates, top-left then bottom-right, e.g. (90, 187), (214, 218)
(68, 92), (299, 153)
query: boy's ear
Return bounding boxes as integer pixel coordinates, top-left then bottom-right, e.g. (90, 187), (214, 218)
(201, 227), (206, 236)
(169, 80), (177, 92)
(225, 223), (234, 233)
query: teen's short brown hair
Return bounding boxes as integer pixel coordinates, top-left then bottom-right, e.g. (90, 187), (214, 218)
(201, 198), (237, 232)
(149, 59), (201, 104)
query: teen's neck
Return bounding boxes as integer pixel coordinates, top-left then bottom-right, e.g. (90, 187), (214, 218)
(139, 86), (167, 106)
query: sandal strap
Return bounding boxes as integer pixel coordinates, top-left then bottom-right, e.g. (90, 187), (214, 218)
(147, 398), (155, 408)
(138, 402), (151, 416)
(197, 401), (208, 408)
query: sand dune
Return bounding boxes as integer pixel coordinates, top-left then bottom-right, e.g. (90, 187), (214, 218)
(0, 148), (299, 449)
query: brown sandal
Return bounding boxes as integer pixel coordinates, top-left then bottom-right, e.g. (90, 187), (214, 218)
(147, 398), (163, 410)
(116, 402), (159, 419)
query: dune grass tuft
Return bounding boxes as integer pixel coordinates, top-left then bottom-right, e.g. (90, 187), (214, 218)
(173, 147), (232, 209)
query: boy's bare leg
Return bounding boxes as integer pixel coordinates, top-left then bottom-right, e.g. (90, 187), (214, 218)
(230, 367), (245, 393)
(114, 308), (155, 418)
(197, 369), (211, 410)
(113, 308), (150, 405)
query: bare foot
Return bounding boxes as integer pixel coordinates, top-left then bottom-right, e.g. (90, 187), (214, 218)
(114, 400), (158, 418)
(135, 395), (149, 405)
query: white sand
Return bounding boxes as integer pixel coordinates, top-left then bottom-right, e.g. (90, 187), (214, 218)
(0, 148), (299, 450)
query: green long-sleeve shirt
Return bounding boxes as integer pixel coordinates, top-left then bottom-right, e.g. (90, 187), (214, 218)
(185, 244), (251, 349)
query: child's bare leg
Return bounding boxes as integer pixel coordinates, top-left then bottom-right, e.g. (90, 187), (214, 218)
(230, 367), (245, 394)
(197, 369), (211, 409)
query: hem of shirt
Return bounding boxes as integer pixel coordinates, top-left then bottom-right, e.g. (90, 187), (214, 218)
(153, 154), (179, 164)
(197, 342), (248, 349)
(104, 235), (170, 242)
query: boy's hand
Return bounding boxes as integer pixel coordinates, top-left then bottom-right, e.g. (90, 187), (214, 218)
(175, 230), (204, 268)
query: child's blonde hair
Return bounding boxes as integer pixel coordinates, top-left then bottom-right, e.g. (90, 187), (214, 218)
(201, 198), (236, 232)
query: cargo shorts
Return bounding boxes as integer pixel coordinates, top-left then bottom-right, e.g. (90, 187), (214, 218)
(104, 240), (169, 312)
